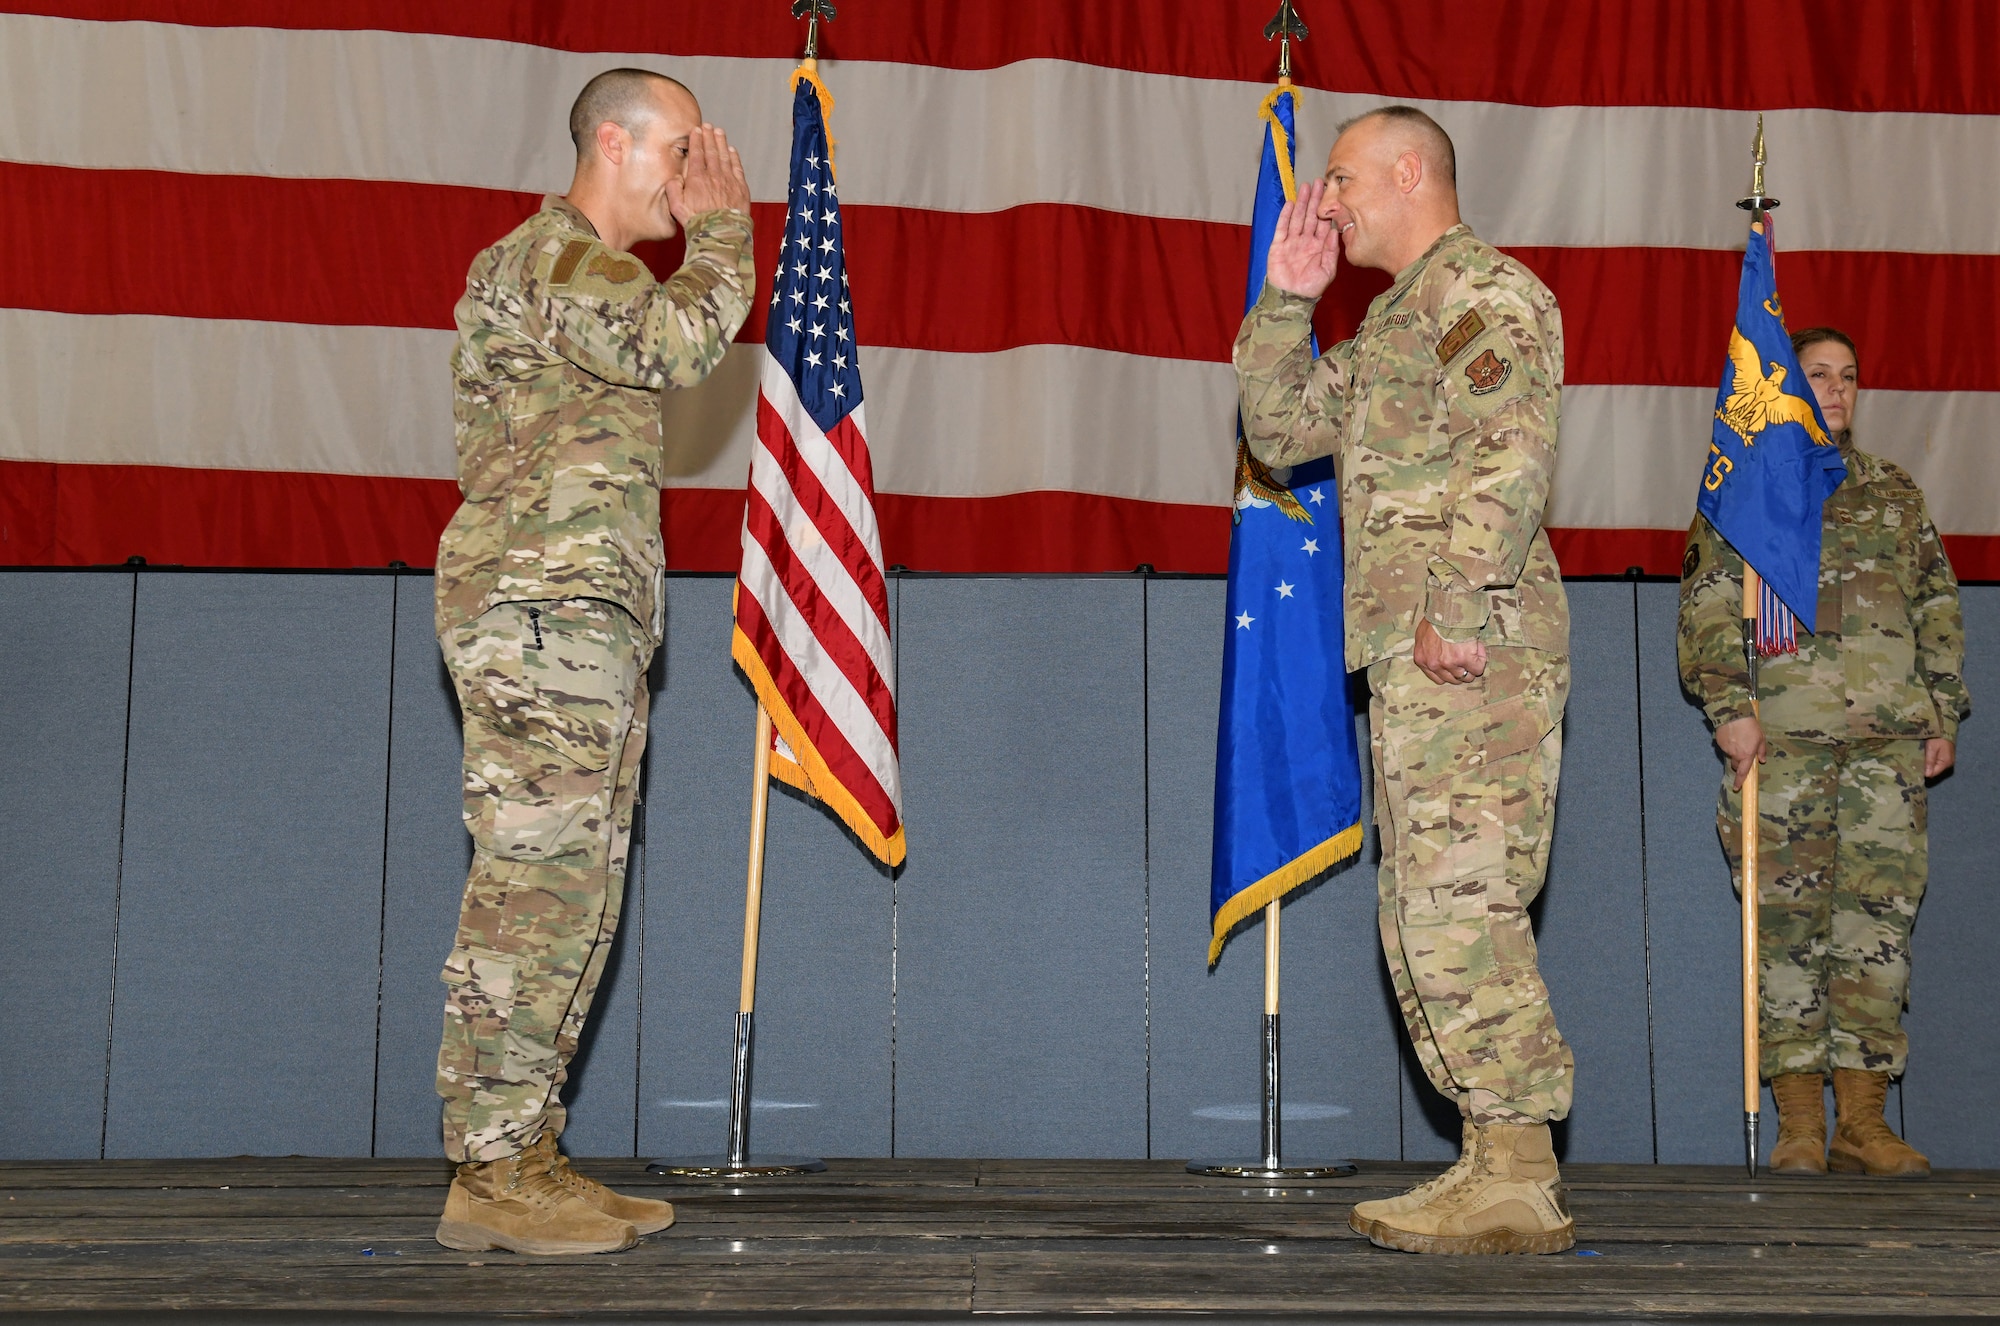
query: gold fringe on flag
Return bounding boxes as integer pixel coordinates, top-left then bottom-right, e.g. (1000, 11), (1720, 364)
(732, 623), (906, 868)
(1208, 821), (1364, 966)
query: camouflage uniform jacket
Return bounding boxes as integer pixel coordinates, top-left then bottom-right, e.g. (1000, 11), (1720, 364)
(435, 195), (754, 644)
(1234, 223), (1568, 672)
(1678, 440), (1969, 743)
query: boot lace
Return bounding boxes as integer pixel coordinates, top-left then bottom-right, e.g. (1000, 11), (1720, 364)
(545, 1149), (611, 1202)
(499, 1155), (575, 1212)
(1409, 1132), (1478, 1202)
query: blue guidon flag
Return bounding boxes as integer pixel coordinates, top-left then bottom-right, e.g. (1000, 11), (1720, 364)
(1208, 85), (1364, 964)
(1696, 221), (1848, 654)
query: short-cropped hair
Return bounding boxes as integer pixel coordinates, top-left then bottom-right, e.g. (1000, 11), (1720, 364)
(569, 68), (691, 157)
(1337, 105), (1457, 186)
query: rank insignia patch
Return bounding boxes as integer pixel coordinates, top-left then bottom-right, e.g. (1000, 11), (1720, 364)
(1465, 348), (1512, 394)
(549, 239), (591, 286)
(1436, 308), (1486, 364)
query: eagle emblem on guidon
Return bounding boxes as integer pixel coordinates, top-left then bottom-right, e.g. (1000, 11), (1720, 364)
(1716, 328), (1832, 448)
(1232, 438), (1313, 526)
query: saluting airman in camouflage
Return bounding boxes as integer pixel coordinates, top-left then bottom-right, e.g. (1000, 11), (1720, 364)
(1680, 327), (1968, 1180)
(431, 68), (754, 1257)
(1236, 106), (1575, 1254)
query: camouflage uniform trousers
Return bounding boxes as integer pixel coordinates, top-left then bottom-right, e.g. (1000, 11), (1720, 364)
(1368, 647), (1574, 1125)
(1718, 734), (1927, 1078)
(436, 597), (651, 1163)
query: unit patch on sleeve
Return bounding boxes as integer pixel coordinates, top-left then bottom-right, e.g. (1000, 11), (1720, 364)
(1435, 307), (1486, 364)
(1683, 541), (1702, 579)
(585, 252), (642, 284)
(1464, 348), (1513, 395)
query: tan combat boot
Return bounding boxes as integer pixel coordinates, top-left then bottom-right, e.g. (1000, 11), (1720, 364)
(1359, 1122), (1575, 1255)
(1828, 1068), (1930, 1178)
(1768, 1074), (1828, 1175)
(436, 1146), (638, 1255)
(531, 1130), (676, 1234)
(1349, 1116), (1476, 1234)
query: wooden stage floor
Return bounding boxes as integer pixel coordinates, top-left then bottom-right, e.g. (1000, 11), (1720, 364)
(3, 1157), (1997, 1322)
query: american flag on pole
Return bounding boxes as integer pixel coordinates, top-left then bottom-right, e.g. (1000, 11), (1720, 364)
(733, 69), (905, 868)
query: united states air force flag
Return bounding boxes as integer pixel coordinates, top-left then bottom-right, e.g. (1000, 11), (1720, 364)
(1696, 221), (1847, 652)
(1209, 86), (1364, 965)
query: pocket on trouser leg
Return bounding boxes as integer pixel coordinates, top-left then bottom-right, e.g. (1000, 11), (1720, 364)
(447, 601), (638, 772)
(466, 730), (620, 865)
(438, 944), (518, 1092)
(1398, 779), (1567, 1113)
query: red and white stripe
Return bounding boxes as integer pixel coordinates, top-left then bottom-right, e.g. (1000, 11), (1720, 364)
(3, 4), (1996, 577)
(736, 364), (905, 866)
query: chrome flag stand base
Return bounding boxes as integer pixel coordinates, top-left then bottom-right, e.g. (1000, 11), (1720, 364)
(1188, 1013), (1356, 1181)
(648, 1158), (826, 1179)
(648, 1011), (827, 1179)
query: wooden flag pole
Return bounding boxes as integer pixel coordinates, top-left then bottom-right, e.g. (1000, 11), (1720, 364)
(1740, 567), (1763, 1177)
(737, 706), (775, 1022)
(648, 703), (826, 1178)
(722, 705), (778, 1167)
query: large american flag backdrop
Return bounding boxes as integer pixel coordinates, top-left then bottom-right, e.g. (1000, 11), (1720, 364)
(3, 3), (1996, 578)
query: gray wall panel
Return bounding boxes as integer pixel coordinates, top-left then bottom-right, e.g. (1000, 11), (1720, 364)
(1536, 583), (1655, 1162)
(373, 580), (469, 1157)
(0, 572), (133, 1159)
(557, 858), (644, 1159)
(1902, 585), (1999, 1167)
(105, 575), (392, 1158)
(638, 579), (751, 1160)
(894, 578), (1147, 1158)
(1638, 582), (1763, 1165)
(638, 578), (893, 1162)
(1145, 579), (1397, 1164)
(8, 566), (1996, 1165)
(1635, 580), (1984, 1166)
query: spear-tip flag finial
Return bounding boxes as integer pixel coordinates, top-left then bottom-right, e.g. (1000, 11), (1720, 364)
(1736, 112), (1780, 214)
(792, 0), (837, 61)
(1264, 0), (1307, 82)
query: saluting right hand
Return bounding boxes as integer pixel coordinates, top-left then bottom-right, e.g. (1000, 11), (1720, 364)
(1266, 179), (1340, 299)
(668, 124), (752, 224)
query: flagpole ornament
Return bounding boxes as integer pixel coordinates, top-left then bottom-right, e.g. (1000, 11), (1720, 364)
(1264, 0), (1307, 82)
(792, 0), (836, 61)
(1736, 113), (1780, 215)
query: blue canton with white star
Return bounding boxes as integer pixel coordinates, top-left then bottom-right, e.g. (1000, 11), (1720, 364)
(767, 81), (861, 434)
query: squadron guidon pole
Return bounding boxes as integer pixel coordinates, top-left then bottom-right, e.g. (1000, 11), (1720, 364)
(1733, 114), (1777, 1180)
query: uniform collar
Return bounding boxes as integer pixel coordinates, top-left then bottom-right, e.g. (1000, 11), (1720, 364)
(543, 195), (602, 239)
(1385, 222), (1473, 302)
